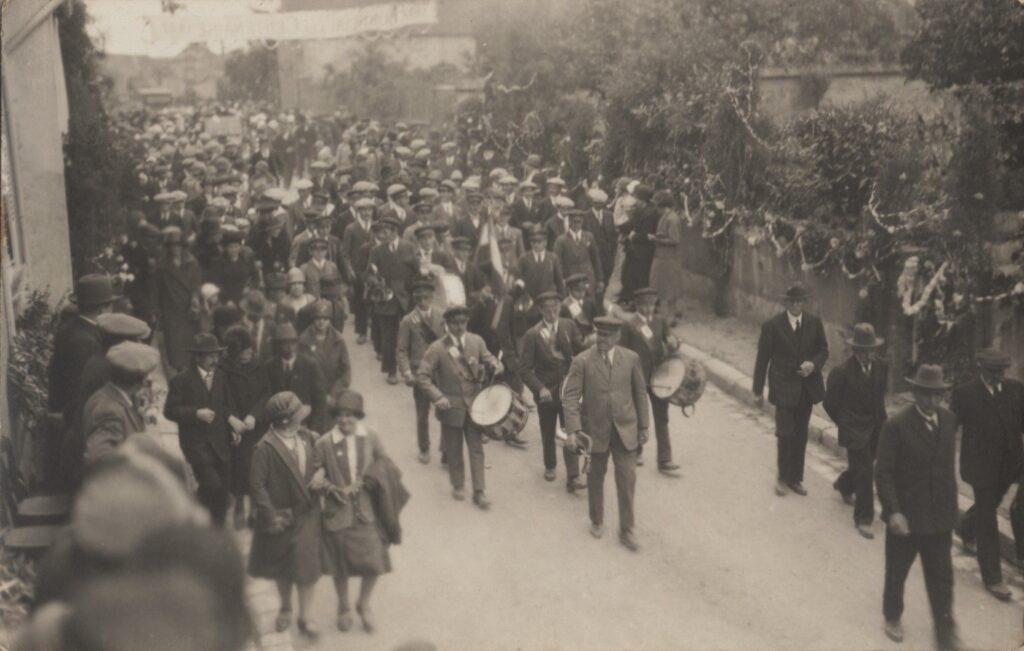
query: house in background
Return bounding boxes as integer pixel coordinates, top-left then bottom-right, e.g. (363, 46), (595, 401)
(100, 42), (226, 107)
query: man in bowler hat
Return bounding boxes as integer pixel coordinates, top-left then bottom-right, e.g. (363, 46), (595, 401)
(753, 283), (829, 496)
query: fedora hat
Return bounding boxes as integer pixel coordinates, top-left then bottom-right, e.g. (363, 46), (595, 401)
(71, 274), (119, 307)
(976, 347), (1011, 370)
(184, 333), (225, 354)
(906, 364), (952, 391)
(846, 323), (884, 348)
(781, 283), (811, 301)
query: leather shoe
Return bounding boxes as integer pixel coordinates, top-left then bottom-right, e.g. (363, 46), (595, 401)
(386, 374), (399, 385)
(775, 481), (788, 496)
(505, 436), (527, 449)
(788, 482), (808, 496)
(297, 618), (319, 642)
(635, 454), (645, 467)
(856, 523), (875, 540)
(544, 469), (556, 481)
(356, 604), (375, 634)
(619, 529), (639, 552)
(274, 609), (292, 633)
(452, 488), (465, 501)
(336, 611), (353, 632)
(473, 491), (491, 510)
(566, 476), (586, 494)
(590, 522), (604, 539)
(884, 619), (903, 643)
(418, 451), (429, 464)
(658, 463), (681, 477)
(985, 582), (1012, 601)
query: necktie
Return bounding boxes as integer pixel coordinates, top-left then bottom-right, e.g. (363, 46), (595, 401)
(202, 370), (213, 391)
(605, 352), (613, 368)
(794, 318), (801, 334)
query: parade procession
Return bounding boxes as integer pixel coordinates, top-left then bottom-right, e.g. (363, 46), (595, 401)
(2, 1), (1024, 650)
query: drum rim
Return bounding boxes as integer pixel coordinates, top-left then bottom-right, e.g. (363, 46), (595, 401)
(470, 383), (514, 427)
(650, 356), (687, 399)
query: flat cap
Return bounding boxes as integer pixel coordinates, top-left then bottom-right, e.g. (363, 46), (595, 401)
(387, 183), (408, 196)
(554, 195), (575, 209)
(535, 290), (561, 305)
(443, 305), (470, 320)
(412, 279), (435, 293)
(565, 272), (589, 286)
(354, 197), (376, 209)
(97, 313), (152, 340)
(106, 342), (161, 376)
(587, 188), (609, 204)
(450, 236), (472, 250)
(593, 316), (623, 332)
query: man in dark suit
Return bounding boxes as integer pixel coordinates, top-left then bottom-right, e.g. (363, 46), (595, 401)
(562, 316), (650, 551)
(560, 273), (600, 337)
(553, 210), (604, 298)
(823, 323), (888, 539)
(397, 280), (447, 464)
(451, 189), (485, 249)
(407, 224), (456, 288)
(164, 333), (240, 526)
(753, 283), (829, 496)
(517, 228), (565, 300)
(342, 198), (377, 345)
(262, 322), (327, 433)
(951, 347), (1024, 601)
(584, 188), (617, 288)
(510, 180), (542, 232)
(48, 274), (116, 418)
(875, 365), (960, 649)
(520, 291), (586, 491)
(543, 196), (574, 251)
(367, 216), (416, 384)
(450, 237), (488, 306)
(432, 180), (464, 227)
(621, 288), (681, 474)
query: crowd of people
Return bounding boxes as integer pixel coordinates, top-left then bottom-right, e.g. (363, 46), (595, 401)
(19, 102), (1023, 650)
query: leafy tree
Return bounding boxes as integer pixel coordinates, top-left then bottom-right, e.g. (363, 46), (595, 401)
(218, 45), (280, 104)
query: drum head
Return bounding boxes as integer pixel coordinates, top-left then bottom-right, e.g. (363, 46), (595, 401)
(650, 356), (687, 400)
(470, 384), (513, 427)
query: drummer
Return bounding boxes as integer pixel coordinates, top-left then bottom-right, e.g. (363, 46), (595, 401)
(620, 287), (681, 475)
(520, 291), (587, 493)
(416, 304), (503, 509)
(397, 279), (447, 465)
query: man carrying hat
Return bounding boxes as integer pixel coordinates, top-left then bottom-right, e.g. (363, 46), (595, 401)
(49, 274), (118, 421)
(753, 283), (829, 497)
(417, 305), (503, 508)
(562, 316), (650, 550)
(164, 333), (240, 526)
(82, 342), (162, 464)
(951, 347), (1024, 601)
(824, 323), (889, 539)
(398, 280), (448, 464)
(875, 365), (960, 648)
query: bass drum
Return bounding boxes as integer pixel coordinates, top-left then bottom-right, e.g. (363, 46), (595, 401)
(650, 354), (707, 416)
(431, 272), (466, 313)
(470, 383), (528, 441)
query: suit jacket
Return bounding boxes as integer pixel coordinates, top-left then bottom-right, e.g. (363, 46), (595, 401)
(560, 296), (599, 335)
(951, 377), (1024, 487)
(263, 354), (327, 429)
(451, 214), (485, 249)
(875, 404), (959, 535)
(752, 311), (829, 407)
(823, 356), (888, 450)
(298, 326), (351, 391)
(562, 345), (650, 454)
(519, 318), (584, 401)
(363, 455), (410, 545)
(416, 332), (498, 427)
(510, 197), (543, 232)
(367, 240), (416, 314)
(48, 316), (103, 414)
(490, 225), (525, 261)
(82, 383), (146, 463)
(544, 214), (571, 250)
(516, 250), (565, 299)
(397, 307), (446, 378)
(584, 207), (617, 283)
(311, 428), (384, 531)
(451, 258), (488, 304)
(431, 202), (464, 228)
(553, 230), (603, 288)
(620, 313), (672, 383)
(164, 365), (237, 466)
(342, 219), (375, 280)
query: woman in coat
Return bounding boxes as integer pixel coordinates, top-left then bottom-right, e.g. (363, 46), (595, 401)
(648, 190), (686, 324)
(248, 391), (322, 641)
(221, 326), (270, 530)
(154, 226), (202, 373)
(310, 389), (390, 634)
(298, 299), (352, 397)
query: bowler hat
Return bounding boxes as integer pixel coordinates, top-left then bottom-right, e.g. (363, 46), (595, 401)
(846, 323), (884, 348)
(906, 364), (952, 391)
(184, 333), (225, 354)
(71, 274), (119, 307)
(781, 283), (811, 301)
(976, 347), (1011, 370)
(528, 227), (547, 242)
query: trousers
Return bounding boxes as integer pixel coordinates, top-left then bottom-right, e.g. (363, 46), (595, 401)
(442, 417), (486, 492)
(883, 529), (957, 648)
(637, 391), (671, 465)
(834, 444), (876, 525)
(588, 428), (636, 533)
(351, 279), (369, 336)
(376, 313), (399, 375)
(412, 386), (432, 453)
(537, 401), (579, 478)
(191, 457), (231, 527)
(958, 477), (1020, 586)
(775, 395), (813, 484)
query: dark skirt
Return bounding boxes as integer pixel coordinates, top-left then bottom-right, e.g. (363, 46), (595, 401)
(322, 522), (391, 578)
(230, 432), (260, 497)
(248, 507), (323, 584)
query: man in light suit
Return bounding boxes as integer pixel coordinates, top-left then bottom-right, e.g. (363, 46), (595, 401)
(753, 283), (829, 496)
(397, 280), (447, 464)
(417, 305), (503, 509)
(562, 316), (650, 551)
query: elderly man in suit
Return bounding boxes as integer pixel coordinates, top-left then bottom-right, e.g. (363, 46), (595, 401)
(875, 365), (960, 649)
(952, 347), (1024, 601)
(554, 209), (604, 299)
(520, 291), (587, 492)
(417, 305), (503, 509)
(517, 227), (566, 300)
(562, 316), (650, 551)
(398, 280), (448, 464)
(824, 323), (888, 539)
(263, 322), (327, 433)
(753, 283), (829, 496)
(164, 333), (240, 526)
(82, 342), (161, 464)
(621, 288), (681, 474)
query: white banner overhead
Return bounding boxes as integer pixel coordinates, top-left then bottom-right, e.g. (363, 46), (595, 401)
(145, 1), (439, 45)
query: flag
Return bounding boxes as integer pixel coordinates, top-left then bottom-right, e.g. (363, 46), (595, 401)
(476, 213), (505, 291)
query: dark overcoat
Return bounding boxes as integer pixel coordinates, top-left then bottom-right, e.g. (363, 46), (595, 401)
(823, 355), (888, 450)
(752, 311), (829, 407)
(951, 377), (1024, 488)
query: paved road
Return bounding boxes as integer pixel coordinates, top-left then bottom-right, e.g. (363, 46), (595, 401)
(245, 326), (1023, 651)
